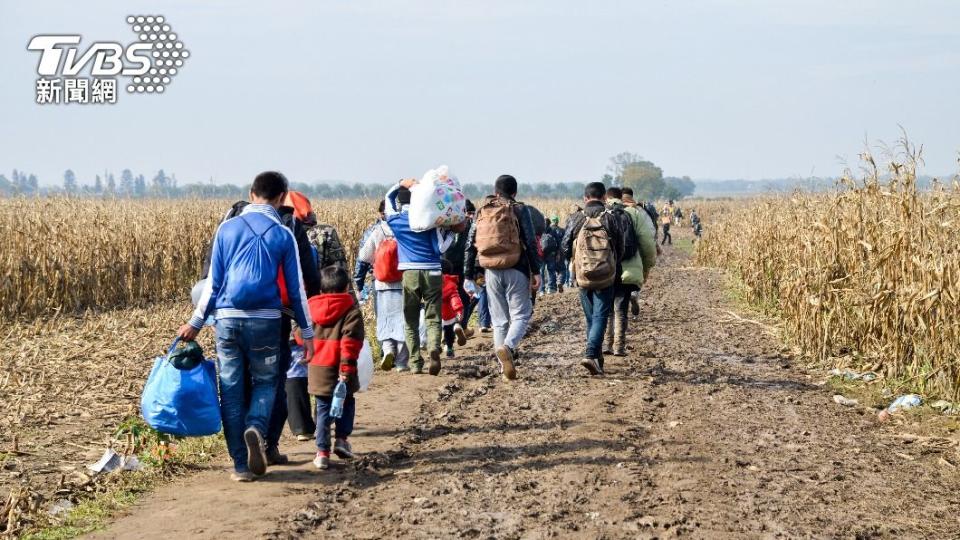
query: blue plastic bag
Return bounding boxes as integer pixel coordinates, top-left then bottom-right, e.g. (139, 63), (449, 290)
(140, 338), (222, 437)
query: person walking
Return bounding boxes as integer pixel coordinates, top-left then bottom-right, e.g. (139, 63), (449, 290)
(180, 171), (315, 482)
(540, 217), (564, 294)
(385, 181), (456, 375)
(464, 175), (542, 380)
(660, 202), (673, 245)
(354, 211), (410, 372)
(605, 187), (657, 357)
(562, 182), (624, 376)
(443, 199), (477, 334)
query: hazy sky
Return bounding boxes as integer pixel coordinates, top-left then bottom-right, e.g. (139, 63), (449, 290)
(2, 0), (958, 187)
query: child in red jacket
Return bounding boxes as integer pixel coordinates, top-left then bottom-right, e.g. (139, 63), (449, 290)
(440, 260), (467, 358)
(305, 266), (365, 470)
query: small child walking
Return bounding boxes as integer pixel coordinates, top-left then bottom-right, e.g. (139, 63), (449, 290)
(305, 266), (365, 470)
(440, 260), (467, 358)
(285, 333), (315, 441)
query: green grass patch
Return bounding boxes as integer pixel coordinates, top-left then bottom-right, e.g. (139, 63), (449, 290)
(22, 419), (222, 540)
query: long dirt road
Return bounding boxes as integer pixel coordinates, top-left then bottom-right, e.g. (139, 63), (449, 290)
(92, 245), (960, 539)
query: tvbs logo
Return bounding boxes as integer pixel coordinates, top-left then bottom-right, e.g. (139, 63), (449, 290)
(27, 15), (189, 105)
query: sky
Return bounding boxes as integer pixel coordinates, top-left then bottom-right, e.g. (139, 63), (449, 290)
(1, 0), (959, 187)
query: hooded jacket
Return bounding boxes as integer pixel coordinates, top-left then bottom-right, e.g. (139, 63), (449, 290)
(441, 274), (464, 322)
(307, 293), (364, 396)
(619, 204), (657, 286)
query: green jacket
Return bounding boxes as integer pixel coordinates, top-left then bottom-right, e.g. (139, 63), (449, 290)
(620, 204), (657, 286)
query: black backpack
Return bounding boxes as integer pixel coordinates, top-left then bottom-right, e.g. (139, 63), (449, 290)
(610, 207), (639, 261)
(540, 232), (558, 255)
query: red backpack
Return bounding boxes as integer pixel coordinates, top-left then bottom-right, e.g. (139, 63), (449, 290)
(374, 235), (402, 283)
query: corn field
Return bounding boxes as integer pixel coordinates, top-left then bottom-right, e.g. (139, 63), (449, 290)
(697, 151), (960, 400)
(2, 196), (573, 322)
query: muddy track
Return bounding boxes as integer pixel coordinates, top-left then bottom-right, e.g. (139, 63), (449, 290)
(95, 246), (960, 539)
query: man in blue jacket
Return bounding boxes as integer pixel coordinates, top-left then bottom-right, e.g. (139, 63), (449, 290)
(385, 180), (456, 376)
(179, 171), (315, 482)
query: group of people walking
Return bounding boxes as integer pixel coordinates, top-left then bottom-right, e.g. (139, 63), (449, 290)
(176, 171), (677, 481)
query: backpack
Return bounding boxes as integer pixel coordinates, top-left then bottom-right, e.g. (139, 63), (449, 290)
(475, 195), (522, 270)
(574, 212), (617, 290)
(373, 232), (402, 282)
(307, 223), (347, 269)
(540, 232), (558, 255)
(610, 206), (639, 261)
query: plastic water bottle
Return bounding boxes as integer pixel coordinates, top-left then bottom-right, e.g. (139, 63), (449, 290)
(330, 381), (347, 419)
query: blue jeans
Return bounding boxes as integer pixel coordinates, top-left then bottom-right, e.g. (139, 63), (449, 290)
(477, 286), (491, 328)
(559, 260), (570, 287)
(266, 318), (293, 452)
(539, 257), (559, 292)
(315, 394), (355, 452)
(215, 318), (282, 473)
(579, 287), (614, 363)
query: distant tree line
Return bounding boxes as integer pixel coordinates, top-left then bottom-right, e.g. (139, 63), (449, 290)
(1, 155), (702, 201)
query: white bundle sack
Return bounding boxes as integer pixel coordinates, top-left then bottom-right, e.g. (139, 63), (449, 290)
(357, 339), (374, 392)
(408, 165), (467, 232)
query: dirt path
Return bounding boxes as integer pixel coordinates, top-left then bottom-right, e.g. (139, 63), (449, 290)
(92, 245), (960, 539)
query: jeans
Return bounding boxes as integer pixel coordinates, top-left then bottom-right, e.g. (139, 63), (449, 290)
(539, 257), (559, 293)
(486, 268), (534, 351)
(402, 270), (442, 363)
(579, 287), (614, 365)
(266, 318), (293, 451)
(315, 394), (356, 452)
(477, 286), (491, 328)
(215, 317), (282, 473)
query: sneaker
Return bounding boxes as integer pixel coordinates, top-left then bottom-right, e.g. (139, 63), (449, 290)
(445, 346), (455, 358)
(496, 346), (517, 381)
(265, 447), (289, 466)
(613, 347), (627, 357)
(296, 434), (312, 442)
(412, 361), (424, 375)
(230, 470), (254, 482)
(380, 351), (395, 371)
(480, 327), (492, 334)
(463, 327), (476, 339)
(630, 295), (640, 317)
(243, 427), (268, 476)
(393, 366), (411, 373)
(428, 350), (442, 376)
(558, 283), (564, 293)
(580, 357), (602, 376)
(602, 347), (614, 356)
(313, 451), (330, 470)
(454, 324), (467, 346)
(333, 438), (354, 460)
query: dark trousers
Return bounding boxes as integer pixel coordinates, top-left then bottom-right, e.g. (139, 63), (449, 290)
(266, 318), (292, 451)
(443, 324), (456, 349)
(315, 394), (356, 452)
(661, 223), (672, 245)
(580, 286), (614, 367)
(285, 377), (315, 436)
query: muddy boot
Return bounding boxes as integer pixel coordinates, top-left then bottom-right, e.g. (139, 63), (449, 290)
(496, 346), (517, 381)
(412, 358), (424, 374)
(630, 293), (640, 317)
(428, 350), (442, 376)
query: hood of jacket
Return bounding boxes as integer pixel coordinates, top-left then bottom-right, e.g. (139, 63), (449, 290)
(308, 293), (355, 325)
(606, 198), (625, 210)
